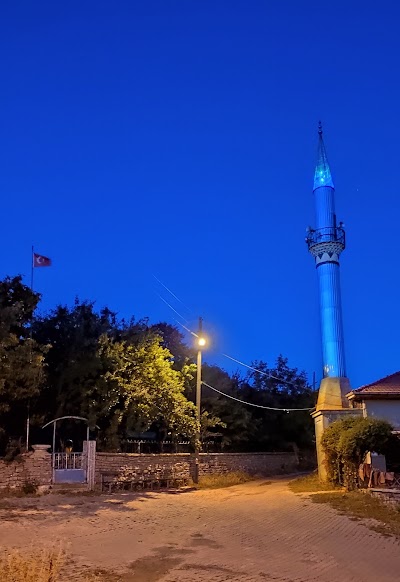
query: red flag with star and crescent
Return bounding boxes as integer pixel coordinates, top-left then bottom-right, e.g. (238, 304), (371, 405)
(33, 253), (52, 267)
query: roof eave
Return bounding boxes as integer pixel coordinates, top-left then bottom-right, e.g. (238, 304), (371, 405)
(347, 391), (400, 401)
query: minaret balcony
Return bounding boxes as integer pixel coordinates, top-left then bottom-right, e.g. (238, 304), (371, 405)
(306, 226), (345, 257)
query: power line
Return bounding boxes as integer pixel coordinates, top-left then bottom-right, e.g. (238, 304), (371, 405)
(153, 275), (193, 313)
(155, 292), (189, 323)
(222, 353), (304, 387)
(153, 285), (318, 389)
(174, 318), (199, 338)
(201, 381), (314, 412)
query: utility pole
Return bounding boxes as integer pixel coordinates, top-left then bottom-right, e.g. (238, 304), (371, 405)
(194, 316), (205, 483)
(196, 316), (203, 427)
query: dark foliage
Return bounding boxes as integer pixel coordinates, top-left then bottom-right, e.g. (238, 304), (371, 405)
(0, 275), (316, 456)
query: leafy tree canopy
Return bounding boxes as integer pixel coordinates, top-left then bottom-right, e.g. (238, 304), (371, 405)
(0, 275), (317, 457)
(0, 276), (47, 453)
(32, 301), (198, 450)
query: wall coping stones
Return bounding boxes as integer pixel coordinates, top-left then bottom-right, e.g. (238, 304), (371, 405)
(96, 451), (295, 457)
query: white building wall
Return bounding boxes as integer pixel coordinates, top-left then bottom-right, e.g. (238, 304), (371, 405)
(364, 400), (400, 430)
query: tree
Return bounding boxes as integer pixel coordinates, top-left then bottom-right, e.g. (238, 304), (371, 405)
(32, 301), (117, 423)
(200, 410), (227, 448)
(184, 358), (315, 453)
(239, 356), (315, 452)
(0, 276), (47, 454)
(322, 416), (394, 489)
(200, 365), (255, 450)
(0, 277), (316, 457)
(150, 322), (194, 370)
(87, 333), (198, 450)
(32, 302), (198, 450)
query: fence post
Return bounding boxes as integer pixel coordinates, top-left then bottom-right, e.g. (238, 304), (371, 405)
(84, 441), (96, 491)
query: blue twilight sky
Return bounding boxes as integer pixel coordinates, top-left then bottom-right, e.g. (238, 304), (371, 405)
(1, 1), (399, 388)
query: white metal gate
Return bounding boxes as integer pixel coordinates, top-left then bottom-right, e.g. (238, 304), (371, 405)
(42, 416), (97, 488)
(53, 452), (86, 483)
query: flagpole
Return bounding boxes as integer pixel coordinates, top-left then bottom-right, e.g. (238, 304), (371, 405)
(26, 247), (52, 451)
(26, 246), (34, 451)
(31, 245), (34, 291)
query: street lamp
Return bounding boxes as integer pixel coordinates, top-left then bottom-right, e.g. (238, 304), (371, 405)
(194, 317), (206, 483)
(196, 320), (206, 430)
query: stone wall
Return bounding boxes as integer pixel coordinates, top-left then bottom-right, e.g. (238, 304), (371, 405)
(0, 446), (52, 490)
(95, 451), (298, 484)
(0, 449), (298, 490)
(370, 489), (400, 507)
(197, 452), (298, 477)
(95, 453), (190, 485)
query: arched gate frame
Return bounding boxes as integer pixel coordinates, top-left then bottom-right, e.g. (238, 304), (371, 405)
(42, 416), (98, 487)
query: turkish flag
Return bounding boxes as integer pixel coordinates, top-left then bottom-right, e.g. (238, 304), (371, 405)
(33, 253), (52, 267)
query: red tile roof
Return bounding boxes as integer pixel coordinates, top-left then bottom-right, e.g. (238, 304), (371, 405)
(350, 371), (400, 397)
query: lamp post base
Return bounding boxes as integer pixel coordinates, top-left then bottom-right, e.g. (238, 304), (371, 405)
(193, 455), (200, 484)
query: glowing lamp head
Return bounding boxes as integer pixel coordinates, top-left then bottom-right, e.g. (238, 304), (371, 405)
(198, 337), (206, 347)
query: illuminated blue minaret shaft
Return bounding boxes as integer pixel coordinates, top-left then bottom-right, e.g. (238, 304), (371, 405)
(306, 123), (346, 378)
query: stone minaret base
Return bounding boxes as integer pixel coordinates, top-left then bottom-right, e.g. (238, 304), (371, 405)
(316, 377), (351, 410)
(312, 377), (362, 481)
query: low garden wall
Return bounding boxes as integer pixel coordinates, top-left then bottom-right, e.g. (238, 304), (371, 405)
(0, 446), (52, 490)
(370, 488), (400, 507)
(95, 451), (298, 485)
(0, 448), (298, 490)
(198, 452), (298, 477)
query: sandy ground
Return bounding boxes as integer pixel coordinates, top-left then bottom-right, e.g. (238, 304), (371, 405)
(0, 478), (400, 581)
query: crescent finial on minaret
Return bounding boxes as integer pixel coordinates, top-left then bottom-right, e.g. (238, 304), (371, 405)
(314, 123), (334, 191)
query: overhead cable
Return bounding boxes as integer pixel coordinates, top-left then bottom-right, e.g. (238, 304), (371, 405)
(222, 353), (302, 387)
(201, 381), (314, 412)
(153, 278), (318, 390)
(174, 318), (199, 338)
(153, 274), (193, 313)
(155, 292), (189, 323)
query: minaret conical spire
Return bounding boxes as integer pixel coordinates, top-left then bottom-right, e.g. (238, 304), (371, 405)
(313, 121), (334, 191)
(306, 123), (347, 383)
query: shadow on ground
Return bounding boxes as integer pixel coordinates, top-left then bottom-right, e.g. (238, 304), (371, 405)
(0, 489), (194, 522)
(85, 536), (229, 582)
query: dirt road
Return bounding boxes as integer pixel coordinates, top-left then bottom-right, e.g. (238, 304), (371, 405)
(0, 478), (399, 581)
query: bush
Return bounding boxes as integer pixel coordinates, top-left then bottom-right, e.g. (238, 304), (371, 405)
(22, 481), (38, 495)
(0, 546), (101, 582)
(0, 546), (64, 582)
(321, 417), (393, 490)
(3, 439), (23, 463)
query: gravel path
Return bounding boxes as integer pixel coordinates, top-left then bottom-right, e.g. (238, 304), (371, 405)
(0, 478), (399, 581)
